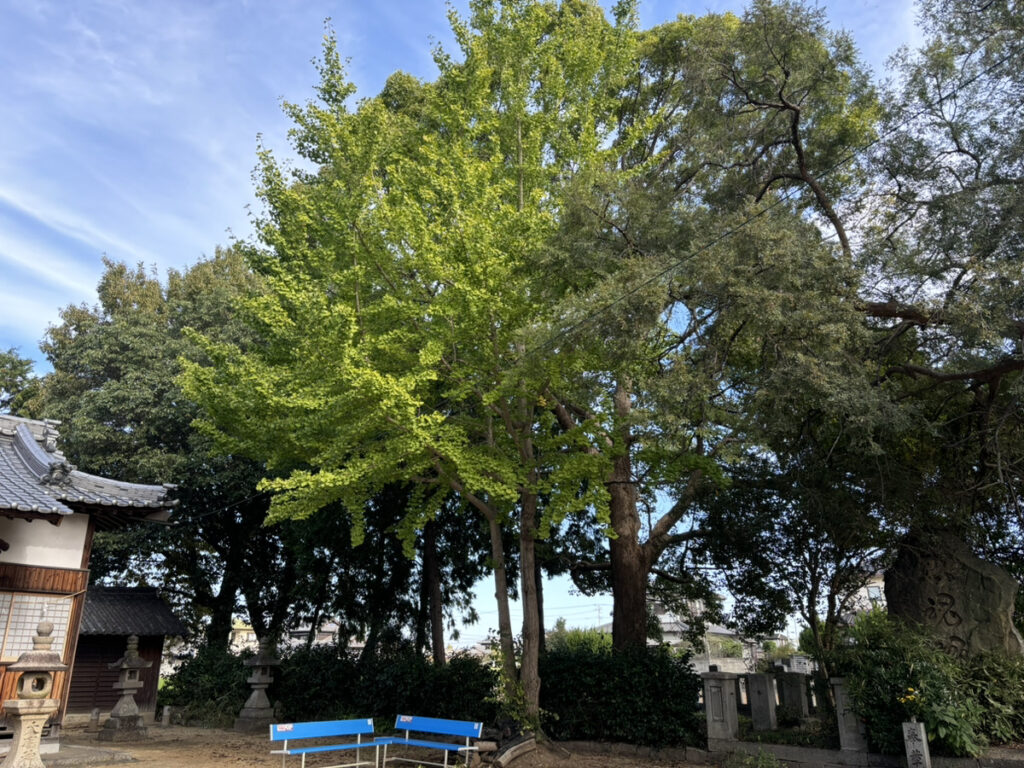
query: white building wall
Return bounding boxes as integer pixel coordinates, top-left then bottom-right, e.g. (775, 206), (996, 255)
(0, 513), (88, 569)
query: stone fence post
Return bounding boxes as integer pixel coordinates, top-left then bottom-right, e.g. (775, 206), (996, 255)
(701, 671), (739, 742)
(777, 672), (810, 718)
(747, 673), (777, 731)
(831, 677), (868, 752)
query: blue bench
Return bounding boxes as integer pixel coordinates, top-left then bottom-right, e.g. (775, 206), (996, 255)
(375, 715), (483, 768)
(269, 718), (378, 768)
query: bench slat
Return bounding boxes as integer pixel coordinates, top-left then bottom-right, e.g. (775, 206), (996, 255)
(270, 718), (375, 741)
(277, 743), (377, 756)
(392, 715), (483, 739)
(376, 737), (476, 752)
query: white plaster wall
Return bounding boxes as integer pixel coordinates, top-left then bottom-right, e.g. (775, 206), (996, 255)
(0, 514), (88, 568)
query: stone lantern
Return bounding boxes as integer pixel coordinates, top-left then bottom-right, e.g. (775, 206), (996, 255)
(1, 620), (68, 768)
(97, 635), (152, 742)
(234, 637), (280, 732)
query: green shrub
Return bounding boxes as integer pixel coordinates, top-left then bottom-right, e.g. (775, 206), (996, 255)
(277, 641), (498, 723)
(539, 644), (702, 747)
(160, 641), (498, 726)
(546, 621), (613, 655)
(709, 637), (744, 658)
(829, 611), (1024, 757)
(158, 644), (251, 727)
(964, 651), (1024, 745)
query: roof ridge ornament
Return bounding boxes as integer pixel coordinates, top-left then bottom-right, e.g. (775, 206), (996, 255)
(42, 420), (60, 453)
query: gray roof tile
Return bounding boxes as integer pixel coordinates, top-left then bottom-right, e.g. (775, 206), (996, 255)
(80, 587), (187, 637)
(0, 415), (175, 518)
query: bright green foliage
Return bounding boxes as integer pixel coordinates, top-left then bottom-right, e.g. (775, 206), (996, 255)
(546, 617), (612, 654)
(184, 0), (887, 667)
(33, 251), (285, 641)
(35, 252), (485, 650)
(182, 1), (646, 715)
(184, 5), (635, 534)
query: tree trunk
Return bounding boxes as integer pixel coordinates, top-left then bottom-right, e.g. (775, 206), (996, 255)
(487, 514), (519, 695)
(608, 381), (649, 651)
(423, 521), (447, 665)
(415, 561), (429, 656)
(519, 487), (542, 723)
(205, 560), (242, 650)
(535, 554), (546, 655)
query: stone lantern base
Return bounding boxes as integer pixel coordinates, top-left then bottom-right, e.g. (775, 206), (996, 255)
(96, 697), (148, 742)
(0, 698), (59, 768)
(96, 715), (148, 742)
(233, 688), (275, 732)
(233, 707), (275, 732)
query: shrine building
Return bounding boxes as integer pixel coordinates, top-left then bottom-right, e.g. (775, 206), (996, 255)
(0, 414), (175, 734)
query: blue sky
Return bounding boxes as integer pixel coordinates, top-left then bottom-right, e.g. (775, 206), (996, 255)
(1, 0), (918, 368)
(0, 0), (917, 641)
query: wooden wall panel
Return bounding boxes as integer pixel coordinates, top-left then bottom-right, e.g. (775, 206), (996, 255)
(0, 563), (89, 727)
(0, 563), (88, 595)
(67, 636), (162, 716)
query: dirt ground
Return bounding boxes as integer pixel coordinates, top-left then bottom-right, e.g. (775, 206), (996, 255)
(59, 724), (709, 768)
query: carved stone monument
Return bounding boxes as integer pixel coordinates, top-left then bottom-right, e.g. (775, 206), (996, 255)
(1, 620), (67, 768)
(97, 635), (152, 741)
(886, 532), (1024, 657)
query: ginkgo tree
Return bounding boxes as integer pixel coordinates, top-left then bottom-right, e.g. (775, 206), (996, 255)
(185, 0), (639, 720)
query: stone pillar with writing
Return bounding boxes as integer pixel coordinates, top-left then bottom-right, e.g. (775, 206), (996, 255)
(1, 620), (68, 768)
(903, 719), (931, 768)
(777, 672), (810, 718)
(831, 677), (868, 752)
(234, 637), (280, 732)
(747, 673), (777, 731)
(98, 635), (152, 742)
(701, 671), (739, 743)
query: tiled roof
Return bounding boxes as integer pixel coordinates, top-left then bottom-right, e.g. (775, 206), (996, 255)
(80, 586), (188, 637)
(0, 415), (175, 518)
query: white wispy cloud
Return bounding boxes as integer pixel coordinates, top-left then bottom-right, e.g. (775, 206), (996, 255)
(0, 187), (164, 266)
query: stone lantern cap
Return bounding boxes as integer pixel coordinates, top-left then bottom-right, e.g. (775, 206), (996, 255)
(108, 635), (152, 671)
(8, 621), (68, 674)
(244, 638), (280, 669)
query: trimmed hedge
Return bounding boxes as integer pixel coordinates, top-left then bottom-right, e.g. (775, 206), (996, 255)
(539, 644), (703, 747)
(159, 642), (498, 725)
(277, 643), (498, 723)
